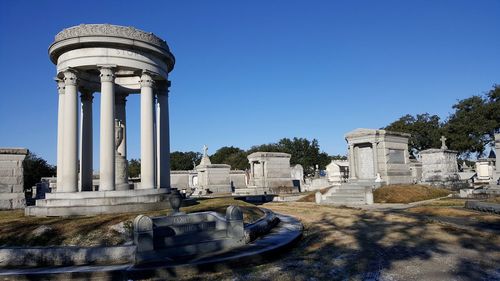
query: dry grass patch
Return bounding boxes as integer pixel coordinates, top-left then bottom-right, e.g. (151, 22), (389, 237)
(486, 196), (500, 204)
(0, 197), (262, 247)
(407, 206), (500, 223)
(176, 201), (500, 281)
(374, 184), (451, 204)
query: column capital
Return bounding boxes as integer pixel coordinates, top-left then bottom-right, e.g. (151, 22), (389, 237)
(80, 90), (94, 102)
(55, 78), (65, 95)
(99, 67), (115, 83)
(115, 92), (128, 105)
(62, 69), (78, 86)
(140, 72), (155, 88)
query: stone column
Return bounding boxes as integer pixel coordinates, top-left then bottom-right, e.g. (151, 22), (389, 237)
(140, 72), (156, 189)
(99, 67), (116, 191)
(61, 70), (79, 192)
(372, 142), (378, 177)
(348, 144), (356, 179)
(115, 93), (129, 190)
(156, 81), (171, 190)
(80, 90), (93, 191)
(56, 79), (65, 192)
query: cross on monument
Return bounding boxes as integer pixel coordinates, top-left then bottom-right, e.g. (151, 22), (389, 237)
(440, 136), (448, 150)
(203, 145), (208, 157)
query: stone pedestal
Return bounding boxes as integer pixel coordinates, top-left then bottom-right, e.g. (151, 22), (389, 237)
(115, 154), (130, 190)
(0, 148), (28, 209)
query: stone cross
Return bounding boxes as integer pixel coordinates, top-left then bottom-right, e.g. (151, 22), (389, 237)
(440, 136), (448, 150)
(203, 145), (208, 157)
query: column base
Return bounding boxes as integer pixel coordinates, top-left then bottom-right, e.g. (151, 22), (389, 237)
(25, 188), (174, 217)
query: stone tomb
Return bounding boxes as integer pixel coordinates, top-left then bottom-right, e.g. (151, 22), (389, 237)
(234, 152), (295, 195)
(345, 129), (412, 185)
(420, 137), (459, 186)
(133, 205), (244, 264)
(193, 146), (232, 195)
(26, 24), (176, 216)
(496, 133), (500, 183)
(0, 148), (28, 209)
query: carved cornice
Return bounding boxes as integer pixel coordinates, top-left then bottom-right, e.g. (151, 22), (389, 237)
(54, 24), (167, 49)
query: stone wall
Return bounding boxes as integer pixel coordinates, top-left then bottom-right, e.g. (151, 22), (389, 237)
(0, 148), (28, 209)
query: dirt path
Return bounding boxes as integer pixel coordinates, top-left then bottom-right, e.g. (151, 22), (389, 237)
(183, 202), (500, 281)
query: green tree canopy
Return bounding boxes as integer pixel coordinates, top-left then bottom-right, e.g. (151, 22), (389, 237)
(128, 158), (141, 178)
(445, 85), (499, 157)
(23, 152), (56, 190)
(384, 113), (443, 157)
(170, 151), (202, 170)
(210, 146), (249, 170)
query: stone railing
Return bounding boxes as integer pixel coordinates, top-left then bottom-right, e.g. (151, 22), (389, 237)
(133, 205), (245, 264)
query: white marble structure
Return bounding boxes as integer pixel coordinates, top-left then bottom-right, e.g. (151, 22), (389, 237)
(475, 158), (496, 186)
(26, 24), (175, 216)
(0, 148), (28, 209)
(420, 136), (459, 186)
(234, 152), (295, 195)
(193, 146), (232, 195)
(345, 129), (412, 185)
(495, 133), (500, 184)
(326, 160), (349, 185)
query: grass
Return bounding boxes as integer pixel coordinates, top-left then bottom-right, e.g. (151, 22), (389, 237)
(0, 197), (262, 247)
(374, 184), (451, 204)
(486, 196), (500, 204)
(407, 205), (500, 223)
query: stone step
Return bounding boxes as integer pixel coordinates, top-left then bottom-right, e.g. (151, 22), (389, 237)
(324, 198), (366, 204)
(326, 196), (365, 201)
(334, 188), (367, 193)
(35, 193), (169, 207)
(25, 201), (171, 217)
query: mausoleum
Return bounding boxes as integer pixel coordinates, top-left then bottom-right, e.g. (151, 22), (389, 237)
(26, 24), (175, 216)
(345, 128), (412, 185)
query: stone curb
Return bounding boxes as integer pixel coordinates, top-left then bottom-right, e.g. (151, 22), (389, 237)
(0, 211), (302, 279)
(465, 200), (500, 214)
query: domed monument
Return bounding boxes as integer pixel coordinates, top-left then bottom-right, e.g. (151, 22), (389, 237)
(26, 24), (175, 216)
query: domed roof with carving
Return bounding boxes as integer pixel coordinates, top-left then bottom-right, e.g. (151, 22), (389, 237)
(49, 24), (175, 70)
(54, 24), (168, 49)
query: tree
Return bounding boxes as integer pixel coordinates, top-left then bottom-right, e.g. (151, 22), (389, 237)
(128, 158), (141, 178)
(23, 152), (56, 190)
(384, 113), (443, 157)
(210, 146), (249, 170)
(249, 137), (330, 176)
(170, 151), (202, 170)
(330, 154), (348, 161)
(445, 87), (499, 157)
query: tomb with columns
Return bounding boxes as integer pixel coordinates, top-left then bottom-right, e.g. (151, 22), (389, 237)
(26, 24), (176, 216)
(345, 128), (412, 185)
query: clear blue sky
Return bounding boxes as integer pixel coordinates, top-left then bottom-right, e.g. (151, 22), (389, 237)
(1, 1), (499, 168)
